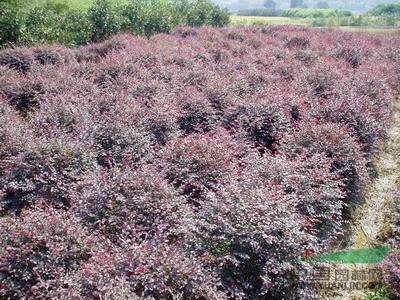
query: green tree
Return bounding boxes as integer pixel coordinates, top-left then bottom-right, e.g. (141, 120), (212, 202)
(264, 0), (276, 9)
(88, 0), (121, 41)
(315, 1), (329, 9)
(368, 3), (400, 16)
(0, 0), (26, 46)
(290, 0), (304, 8)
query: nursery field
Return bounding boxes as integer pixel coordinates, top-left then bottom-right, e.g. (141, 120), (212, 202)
(230, 15), (308, 25)
(0, 25), (400, 299)
(339, 26), (400, 33)
(231, 15), (400, 32)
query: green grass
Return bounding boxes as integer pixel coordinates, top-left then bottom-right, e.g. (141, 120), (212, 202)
(230, 15), (400, 33)
(230, 15), (308, 26)
(363, 285), (394, 300)
(339, 26), (400, 33)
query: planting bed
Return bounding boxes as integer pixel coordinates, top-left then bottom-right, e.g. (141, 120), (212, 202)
(0, 26), (399, 299)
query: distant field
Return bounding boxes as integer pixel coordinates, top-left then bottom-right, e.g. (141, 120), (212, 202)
(230, 15), (400, 33)
(230, 15), (308, 26)
(339, 26), (400, 33)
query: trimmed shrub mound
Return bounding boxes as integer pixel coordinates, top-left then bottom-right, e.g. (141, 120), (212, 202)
(0, 26), (399, 299)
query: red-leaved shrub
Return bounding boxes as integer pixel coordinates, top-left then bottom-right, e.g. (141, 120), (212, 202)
(0, 25), (399, 299)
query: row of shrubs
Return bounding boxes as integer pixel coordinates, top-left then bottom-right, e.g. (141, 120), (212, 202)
(0, 0), (230, 47)
(236, 4), (400, 27)
(236, 8), (283, 17)
(368, 3), (400, 16)
(0, 26), (399, 299)
(237, 8), (353, 18)
(309, 14), (400, 27)
(282, 8), (353, 18)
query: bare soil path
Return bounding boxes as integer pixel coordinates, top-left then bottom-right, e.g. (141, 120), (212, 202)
(324, 97), (400, 300)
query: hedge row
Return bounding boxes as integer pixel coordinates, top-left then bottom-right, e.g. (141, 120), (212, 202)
(0, 0), (230, 47)
(237, 8), (353, 18)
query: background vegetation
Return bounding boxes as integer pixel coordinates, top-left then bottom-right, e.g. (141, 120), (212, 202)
(1, 0), (399, 48)
(237, 7), (353, 18)
(0, 0), (230, 47)
(234, 3), (400, 27)
(212, 0), (400, 13)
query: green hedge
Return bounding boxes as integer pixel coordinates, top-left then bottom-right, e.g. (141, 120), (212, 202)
(235, 8), (353, 19)
(236, 8), (283, 17)
(0, 0), (230, 47)
(282, 8), (353, 18)
(309, 15), (400, 27)
(0, 0), (25, 45)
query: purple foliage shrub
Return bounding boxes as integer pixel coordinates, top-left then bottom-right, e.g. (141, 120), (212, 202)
(32, 46), (74, 66)
(160, 129), (240, 198)
(93, 122), (151, 168)
(77, 165), (184, 243)
(0, 48), (34, 73)
(280, 122), (368, 201)
(0, 76), (46, 116)
(0, 25), (399, 299)
(179, 160), (320, 298)
(249, 153), (346, 241)
(0, 139), (95, 213)
(0, 104), (33, 161)
(0, 46), (74, 74)
(223, 93), (289, 153)
(0, 208), (95, 300)
(177, 88), (218, 134)
(75, 36), (127, 63)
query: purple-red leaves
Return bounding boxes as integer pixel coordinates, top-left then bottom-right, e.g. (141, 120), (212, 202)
(0, 25), (399, 299)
